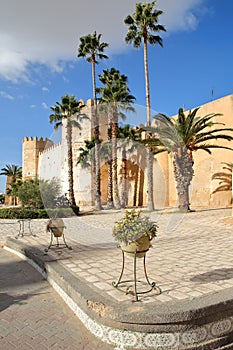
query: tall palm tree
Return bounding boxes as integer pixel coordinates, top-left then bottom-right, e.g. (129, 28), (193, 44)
(77, 31), (109, 210)
(124, 1), (166, 211)
(150, 108), (233, 210)
(118, 125), (141, 208)
(50, 94), (84, 207)
(0, 164), (22, 205)
(97, 68), (135, 208)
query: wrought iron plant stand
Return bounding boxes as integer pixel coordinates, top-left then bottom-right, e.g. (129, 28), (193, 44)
(45, 218), (72, 252)
(112, 246), (161, 302)
(16, 219), (37, 238)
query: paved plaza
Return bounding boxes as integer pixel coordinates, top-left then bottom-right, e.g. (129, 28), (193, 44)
(1, 207), (233, 304)
(1, 206), (233, 349)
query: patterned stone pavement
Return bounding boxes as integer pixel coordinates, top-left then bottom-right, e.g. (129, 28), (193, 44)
(1, 207), (233, 349)
(1, 207), (233, 304)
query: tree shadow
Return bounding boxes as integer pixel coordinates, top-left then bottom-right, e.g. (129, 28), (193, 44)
(211, 162), (232, 195)
(190, 268), (233, 283)
(0, 292), (42, 312)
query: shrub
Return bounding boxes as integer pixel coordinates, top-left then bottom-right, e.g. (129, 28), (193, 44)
(0, 206), (79, 219)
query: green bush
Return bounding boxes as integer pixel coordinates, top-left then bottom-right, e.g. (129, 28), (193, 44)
(0, 206), (79, 219)
(46, 206), (79, 218)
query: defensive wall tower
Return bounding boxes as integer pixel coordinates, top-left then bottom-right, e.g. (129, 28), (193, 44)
(22, 137), (53, 180)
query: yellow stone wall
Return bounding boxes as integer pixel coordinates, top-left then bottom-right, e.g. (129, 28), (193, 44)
(22, 137), (53, 180)
(21, 94), (233, 209)
(157, 94), (233, 208)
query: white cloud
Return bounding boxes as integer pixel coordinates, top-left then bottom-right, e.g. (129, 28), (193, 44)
(42, 87), (49, 92)
(157, 0), (205, 32)
(42, 102), (49, 109)
(0, 90), (14, 100)
(0, 0), (208, 82)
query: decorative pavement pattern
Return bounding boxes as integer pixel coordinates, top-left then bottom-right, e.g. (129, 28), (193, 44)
(1, 207), (233, 349)
(1, 208), (233, 304)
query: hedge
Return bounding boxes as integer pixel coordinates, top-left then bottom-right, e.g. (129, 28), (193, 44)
(0, 206), (79, 219)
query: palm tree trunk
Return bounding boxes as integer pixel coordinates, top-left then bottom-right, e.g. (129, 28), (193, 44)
(121, 146), (127, 208)
(144, 37), (154, 211)
(107, 111), (113, 208)
(92, 57), (102, 210)
(144, 37), (151, 126)
(146, 147), (154, 210)
(66, 121), (76, 206)
(173, 147), (194, 211)
(112, 108), (121, 209)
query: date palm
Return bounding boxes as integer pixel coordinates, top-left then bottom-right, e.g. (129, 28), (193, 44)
(50, 94), (84, 207)
(97, 68), (135, 208)
(151, 108), (233, 210)
(0, 164), (22, 205)
(0, 164), (22, 179)
(77, 31), (109, 210)
(124, 1), (166, 211)
(118, 125), (142, 208)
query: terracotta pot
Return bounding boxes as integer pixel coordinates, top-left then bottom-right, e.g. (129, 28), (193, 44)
(120, 234), (152, 258)
(46, 218), (65, 237)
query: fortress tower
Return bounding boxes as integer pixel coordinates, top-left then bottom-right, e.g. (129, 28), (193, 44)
(22, 137), (53, 180)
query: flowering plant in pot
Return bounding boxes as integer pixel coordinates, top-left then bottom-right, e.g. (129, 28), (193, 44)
(112, 210), (158, 257)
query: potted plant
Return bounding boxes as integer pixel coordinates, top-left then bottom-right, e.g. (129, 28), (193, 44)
(46, 218), (65, 237)
(112, 210), (158, 258)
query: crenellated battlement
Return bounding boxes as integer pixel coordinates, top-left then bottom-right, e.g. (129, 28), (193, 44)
(23, 136), (51, 143)
(39, 142), (61, 155)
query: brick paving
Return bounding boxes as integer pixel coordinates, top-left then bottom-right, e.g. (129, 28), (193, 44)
(1, 207), (233, 347)
(0, 248), (114, 349)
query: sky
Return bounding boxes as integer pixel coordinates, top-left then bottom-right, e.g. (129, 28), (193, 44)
(0, 0), (232, 192)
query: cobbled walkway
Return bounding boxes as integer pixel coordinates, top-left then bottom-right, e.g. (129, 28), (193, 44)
(0, 248), (114, 350)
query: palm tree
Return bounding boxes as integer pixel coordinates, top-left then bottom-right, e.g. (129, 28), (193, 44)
(118, 125), (141, 208)
(0, 164), (22, 205)
(50, 94), (84, 207)
(77, 138), (96, 169)
(77, 31), (109, 210)
(97, 68), (135, 208)
(0, 164), (22, 179)
(124, 1), (166, 211)
(151, 108), (233, 210)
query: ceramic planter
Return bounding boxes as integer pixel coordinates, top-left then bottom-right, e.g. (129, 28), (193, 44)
(120, 234), (152, 258)
(46, 218), (65, 237)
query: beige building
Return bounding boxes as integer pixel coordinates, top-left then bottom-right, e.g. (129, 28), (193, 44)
(22, 94), (233, 209)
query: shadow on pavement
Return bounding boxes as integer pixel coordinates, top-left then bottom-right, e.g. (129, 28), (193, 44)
(0, 291), (42, 312)
(191, 268), (233, 283)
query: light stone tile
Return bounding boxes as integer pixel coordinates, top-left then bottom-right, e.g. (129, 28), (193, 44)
(71, 267), (82, 273)
(187, 291), (204, 298)
(205, 284), (225, 291)
(107, 290), (132, 301)
(97, 272), (112, 280)
(167, 291), (189, 300)
(85, 275), (100, 283)
(94, 282), (112, 290)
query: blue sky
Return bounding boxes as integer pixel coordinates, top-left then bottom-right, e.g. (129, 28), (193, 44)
(0, 0), (232, 192)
